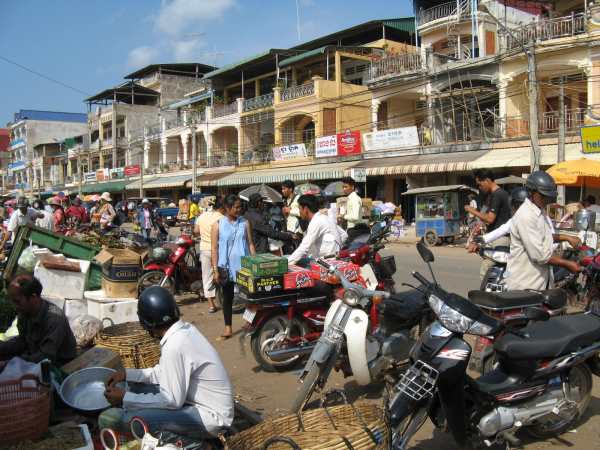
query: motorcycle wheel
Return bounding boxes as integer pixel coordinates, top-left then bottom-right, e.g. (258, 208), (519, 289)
(251, 315), (309, 373)
(290, 363), (320, 413)
(138, 271), (176, 296)
(527, 363), (593, 438)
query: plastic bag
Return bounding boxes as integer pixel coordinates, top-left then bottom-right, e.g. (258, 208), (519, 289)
(17, 246), (37, 272)
(69, 315), (103, 347)
(0, 317), (18, 341)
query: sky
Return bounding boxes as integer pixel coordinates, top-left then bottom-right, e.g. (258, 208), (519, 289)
(0, 0), (413, 127)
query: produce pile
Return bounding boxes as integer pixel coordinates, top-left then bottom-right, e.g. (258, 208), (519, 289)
(77, 231), (125, 249)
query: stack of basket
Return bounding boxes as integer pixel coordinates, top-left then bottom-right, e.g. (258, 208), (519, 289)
(225, 401), (389, 450)
(95, 322), (160, 369)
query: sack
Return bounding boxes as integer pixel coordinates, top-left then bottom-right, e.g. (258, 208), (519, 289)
(217, 266), (231, 287)
(18, 246), (37, 272)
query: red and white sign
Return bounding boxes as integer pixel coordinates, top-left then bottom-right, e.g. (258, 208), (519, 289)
(336, 130), (362, 156)
(124, 165), (141, 176)
(315, 135), (338, 158)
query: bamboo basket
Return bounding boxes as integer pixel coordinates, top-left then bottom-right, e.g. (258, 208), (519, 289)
(225, 399), (389, 450)
(95, 321), (160, 369)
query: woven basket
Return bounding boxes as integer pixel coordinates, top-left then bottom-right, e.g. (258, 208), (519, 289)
(95, 321), (161, 369)
(225, 400), (388, 450)
(0, 375), (51, 445)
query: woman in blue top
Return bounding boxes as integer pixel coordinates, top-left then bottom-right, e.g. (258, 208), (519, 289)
(211, 194), (255, 339)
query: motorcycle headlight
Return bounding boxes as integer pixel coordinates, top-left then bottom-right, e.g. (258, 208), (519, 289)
(428, 294), (494, 336)
(343, 288), (361, 306)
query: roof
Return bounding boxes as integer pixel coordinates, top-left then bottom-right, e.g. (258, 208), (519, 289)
(164, 91), (212, 110)
(279, 45), (377, 68)
(12, 110), (87, 124)
(290, 18), (415, 51)
(85, 81), (160, 104)
(124, 63), (217, 80)
(403, 184), (477, 195)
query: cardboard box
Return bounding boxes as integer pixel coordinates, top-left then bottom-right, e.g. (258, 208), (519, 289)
(310, 259), (360, 282)
(283, 265), (315, 290)
(241, 253), (288, 276)
(94, 248), (142, 298)
(61, 347), (122, 375)
(237, 268), (283, 294)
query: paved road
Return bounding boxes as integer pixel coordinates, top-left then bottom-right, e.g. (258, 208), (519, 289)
(178, 244), (600, 449)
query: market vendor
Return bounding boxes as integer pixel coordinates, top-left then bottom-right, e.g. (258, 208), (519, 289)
(0, 275), (77, 365)
(100, 286), (234, 439)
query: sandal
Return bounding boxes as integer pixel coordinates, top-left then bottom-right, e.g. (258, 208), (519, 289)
(216, 334), (232, 341)
(208, 306), (218, 314)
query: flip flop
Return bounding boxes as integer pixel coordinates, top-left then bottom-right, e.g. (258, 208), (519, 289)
(216, 334), (232, 341)
(208, 306), (218, 314)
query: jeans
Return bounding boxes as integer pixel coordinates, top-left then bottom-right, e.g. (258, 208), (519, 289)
(141, 228), (152, 242)
(218, 281), (235, 327)
(98, 383), (209, 439)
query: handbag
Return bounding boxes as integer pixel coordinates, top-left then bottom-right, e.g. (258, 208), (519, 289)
(217, 219), (240, 287)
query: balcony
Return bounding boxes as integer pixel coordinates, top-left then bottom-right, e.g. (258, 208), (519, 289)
(213, 102), (238, 118)
(418, 0), (472, 27)
(506, 13), (587, 51)
(367, 53), (423, 83)
(165, 116), (186, 130)
(243, 93), (274, 112)
(240, 144), (274, 166)
(542, 109), (586, 133)
(9, 138), (25, 149)
(281, 82), (315, 102)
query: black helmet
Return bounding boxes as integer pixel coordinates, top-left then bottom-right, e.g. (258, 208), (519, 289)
(510, 186), (528, 208)
(525, 171), (558, 201)
(138, 286), (180, 331)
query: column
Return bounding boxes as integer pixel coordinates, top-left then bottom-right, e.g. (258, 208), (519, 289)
(236, 126), (243, 166)
(206, 131), (213, 165)
(161, 138), (168, 165)
(143, 140), (150, 169)
(371, 99), (381, 132)
(255, 79), (261, 97)
(181, 133), (190, 165)
(99, 152), (105, 170)
(335, 51), (342, 96)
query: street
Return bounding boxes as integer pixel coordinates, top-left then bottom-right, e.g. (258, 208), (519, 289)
(179, 243), (600, 449)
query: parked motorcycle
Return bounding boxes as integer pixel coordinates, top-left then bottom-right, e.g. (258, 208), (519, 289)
(138, 234), (203, 295)
(388, 240), (600, 449)
(290, 258), (429, 412)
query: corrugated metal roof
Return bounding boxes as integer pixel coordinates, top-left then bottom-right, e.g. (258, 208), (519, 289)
(278, 45), (376, 68)
(124, 63), (216, 80)
(382, 18), (416, 34)
(143, 174), (193, 189)
(126, 177), (158, 190)
(164, 91), (212, 110)
(203, 49), (291, 79)
(12, 110), (87, 124)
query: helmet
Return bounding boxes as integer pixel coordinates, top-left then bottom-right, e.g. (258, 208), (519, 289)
(149, 246), (172, 262)
(137, 286), (180, 331)
(509, 186), (528, 208)
(525, 171), (558, 201)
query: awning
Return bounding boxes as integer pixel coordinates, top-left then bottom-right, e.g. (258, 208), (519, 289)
(198, 170), (235, 186)
(402, 184), (477, 195)
(470, 142), (592, 169)
(216, 161), (356, 187)
(164, 91), (212, 110)
(143, 174), (193, 190)
(126, 177), (158, 190)
(356, 150), (487, 176)
(81, 180), (129, 194)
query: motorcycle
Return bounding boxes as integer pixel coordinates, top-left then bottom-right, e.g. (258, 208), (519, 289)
(479, 245), (510, 292)
(388, 240), (600, 449)
(138, 234), (203, 295)
(290, 258), (429, 413)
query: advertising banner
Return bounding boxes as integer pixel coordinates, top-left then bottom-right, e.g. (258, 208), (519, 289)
(315, 135), (338, 158)
(337, 130), (362, 156)
(84, 171), (97, 183)
(362, 126), (420, 153)
(124, 165), (141, 176)
(272, 143), (308, 161)
(110, 167), (124, 179)
(581, 125), (600, 154)
(95, 169), (107, 182)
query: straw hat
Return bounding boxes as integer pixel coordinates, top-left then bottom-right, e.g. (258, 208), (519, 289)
(100, 192), (112, 202)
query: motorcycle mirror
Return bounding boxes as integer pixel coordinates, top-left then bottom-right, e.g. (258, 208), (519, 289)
(524, 307), (550, 322)
(417, 239), (435, 263)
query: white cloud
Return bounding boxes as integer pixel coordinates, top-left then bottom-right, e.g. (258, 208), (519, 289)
(128, 46), (159, 68)
(172, 38), (205, 62)
(156, 0), (236, 36)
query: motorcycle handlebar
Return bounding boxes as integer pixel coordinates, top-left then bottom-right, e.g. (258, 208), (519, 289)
(412, 271), (431, 289)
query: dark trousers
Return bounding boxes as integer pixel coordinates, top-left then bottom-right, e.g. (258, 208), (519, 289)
(219, 281), (235, 327)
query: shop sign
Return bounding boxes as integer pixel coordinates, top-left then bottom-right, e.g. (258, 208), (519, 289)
(84, 171), (97, 182)
(110, 167), (124, 179)
(362, 126), (420, 153)
(96, 169), (108, 182)
(337, 130), (362, 156)
(350, 167), (367, 183)
(581, 125), (600, 154)
(124, 165), (141, 176)
(8, 161), (26, 172)
(272, 143), (307, 161)
(315, 135), (338, 158)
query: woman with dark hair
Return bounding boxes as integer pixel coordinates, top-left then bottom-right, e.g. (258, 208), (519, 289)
(211, 194), (255, 340)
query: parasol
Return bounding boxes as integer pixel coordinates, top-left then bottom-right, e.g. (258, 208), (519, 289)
(323, 181), (345, 197)
(239, 184), (282, 203)
(546, 158), (600, 188)
(294, 183), (321, 196)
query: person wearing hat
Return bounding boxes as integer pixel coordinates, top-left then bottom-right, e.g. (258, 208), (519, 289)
(65, 197), (88, 225)
(3, 198), (42, 246)
(98, 192), (117, 231)
(32, 199), (54, 231)
(136, 198), (156, 242)
(505, 171), (582, 291)
(101, 286), (233, 439)
(49, 198), (65, 228)
(244, 193), (297, 254)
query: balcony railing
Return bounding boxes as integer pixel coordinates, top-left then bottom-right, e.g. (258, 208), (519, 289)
(208, 152), (238, 168)
(281, 82), (315, 102)
(165, 116), (186, 130)
(542, 109), (586, 133)
(418, 0), (471, 26)
(368, 53), (423, 83)
(243, 93), (275, 112)
(506, 13), (587, 50)
(9, 138), (25, 148)
(213, 102), (238, 118)
(240, 144), (274, 165)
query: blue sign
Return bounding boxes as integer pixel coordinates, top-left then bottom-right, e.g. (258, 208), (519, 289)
(8, 161), (26, 171)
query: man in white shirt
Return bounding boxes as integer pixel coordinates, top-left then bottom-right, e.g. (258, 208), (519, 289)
(288, 195), (344, 265)
(3, 198), (42, 246)
(505, 172), (581, 291)
(340, 177), (364, 234)
(101, 286), (234, 438)
(281, 179), (300, 233)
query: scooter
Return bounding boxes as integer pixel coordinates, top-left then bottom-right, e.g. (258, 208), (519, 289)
(291, 258), (429, 412)
(138, 234), (202, 295)
(388, 240), (600, 449)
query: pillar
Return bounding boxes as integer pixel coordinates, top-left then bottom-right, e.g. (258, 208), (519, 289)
(143, 140), (150, 169)
(255, 79), (261, 97)
(335, 51), (342, 96)
(99, 152), (105, 170)
(236, 126), (243, 166)
(206, 132), (213, 165)
(181, 133), (190, 165)
(161, 138), (168, 165)
(371, 99), (381, 132)
(498, 79), (508, 138)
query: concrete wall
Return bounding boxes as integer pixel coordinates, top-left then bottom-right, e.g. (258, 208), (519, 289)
(158, 74), (206, 107)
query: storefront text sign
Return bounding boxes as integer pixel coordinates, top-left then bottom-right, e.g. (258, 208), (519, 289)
(124, 165), (141, 176)
(581, 125), (600, 154)
(315, 135), (338, 158)
(362, 126), (420, 152)
(272, 143), (308, 161)
(337, 130), (362, 156)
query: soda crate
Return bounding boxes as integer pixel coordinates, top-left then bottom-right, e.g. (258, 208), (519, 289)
(236, 268), (284, 294)
(283, 265), (315, 290)
(241, 253), (288, 277)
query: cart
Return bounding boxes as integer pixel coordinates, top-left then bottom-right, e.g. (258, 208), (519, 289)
(403, 184), (478, 246)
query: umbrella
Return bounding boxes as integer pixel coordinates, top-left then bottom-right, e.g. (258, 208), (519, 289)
(546, 158), (600, 188)
(323, 181), (345, 197)
(239, 184), (282, 203)
(495, 175), (525, 185)
(294, 183), (321, 196)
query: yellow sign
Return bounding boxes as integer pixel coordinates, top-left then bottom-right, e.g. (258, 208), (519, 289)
(581, 125), (600, 154)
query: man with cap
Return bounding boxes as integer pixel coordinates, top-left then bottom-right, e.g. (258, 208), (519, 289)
(65, 197), (88, 224)
(3, 198), (42, 246)
(98, 192), (116, 230)
(136, 198), (156, 242)
(100, 286), (234, 439)
(244, 193), (297, 254)
(505, 171), (582, 291)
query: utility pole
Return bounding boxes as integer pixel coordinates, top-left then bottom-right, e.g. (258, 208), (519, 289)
(557, 77), (566, 204)
(191, 116), (198, 194)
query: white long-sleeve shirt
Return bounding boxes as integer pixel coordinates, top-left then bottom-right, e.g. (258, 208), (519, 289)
(344, 191), (363, 229)
(123, 320), (234, 434)
(483, 216), (556, 246)
(287, 211), (343, 264)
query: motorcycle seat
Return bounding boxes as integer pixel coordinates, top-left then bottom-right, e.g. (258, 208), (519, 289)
(468, 289), (567, 311)
(494, 314), (600, 360)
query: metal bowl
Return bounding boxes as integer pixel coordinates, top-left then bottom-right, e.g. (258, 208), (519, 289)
(60, 367), (124, 412)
